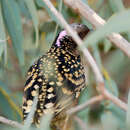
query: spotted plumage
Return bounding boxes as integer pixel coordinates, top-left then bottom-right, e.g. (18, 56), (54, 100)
(22, 23), (90, 129)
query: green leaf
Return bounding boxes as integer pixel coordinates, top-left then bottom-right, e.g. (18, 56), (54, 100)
(22, 95), (38, 130)
(126, 90), (130, 129)
(103, 104), (126, 129)
(77, 87), (91, 123)
(17, 0), (31, 19)
(103, 39), (112, 53)
(101, 111), (118, 130)
(81, 17), (93, 30)
(24, 0), (39, 47)
(1, 0), (24, 65)
(104, 50), (130, 84)
(92, 44), (102, 69)
(0, 81), (21, 121)
(84, 10), (130, 47)
(108, 0), (125, 12)
(0, 6), (7, 64)
(40, 21), (56, 33)
(105, 79), (118, 97)
(36, 0), (60, 24)
(108, 0), (130, 44)
(40, 114), (52, 130)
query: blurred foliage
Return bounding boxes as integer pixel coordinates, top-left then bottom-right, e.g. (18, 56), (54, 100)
(0, 0), (130, 130)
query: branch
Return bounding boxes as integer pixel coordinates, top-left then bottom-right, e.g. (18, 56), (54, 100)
(67, 90), (127, 115)
(67, 91), (127, 114)
(96, 84), (128, 111)
(67, 95), (104, 115)
(42, 0), (128, 111)
(64, 0), (130, 57)
(0, 116), (22, 128)
(103, 89), (127, 111)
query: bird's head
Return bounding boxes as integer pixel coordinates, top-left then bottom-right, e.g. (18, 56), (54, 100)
(53, 23), (90, 55)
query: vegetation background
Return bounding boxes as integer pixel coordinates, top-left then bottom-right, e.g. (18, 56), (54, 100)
(0, 0), (130, 130)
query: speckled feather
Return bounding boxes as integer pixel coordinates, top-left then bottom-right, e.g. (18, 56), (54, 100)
(22, 23), (90, 129)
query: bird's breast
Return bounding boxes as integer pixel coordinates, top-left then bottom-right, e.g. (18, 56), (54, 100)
(43, 49), (86, 97)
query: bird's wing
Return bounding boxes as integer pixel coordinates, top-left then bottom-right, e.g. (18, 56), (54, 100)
(22, 56), (47, 123)
(22, 55), (58, 125)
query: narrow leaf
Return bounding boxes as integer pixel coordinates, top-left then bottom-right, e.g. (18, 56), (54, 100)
(36, 0), (60, 24)
(0, 81), (22, 119)
(84, 10), (130, 47)
(1, 0), (24, 65)
(40, 114), (52, 130)
(105, 79), (118, 97)
(101, 111), (118, 130)
(0, 87), (22, 119)
(126, 90), (130, 129)
(22, 95), (38, 130)
(92, 44), (102, 69)
(103, 39), (112, 53)
(108, 0), (125, 12)
(0, 5), (7, 64)
(24, 0), (39, 47)
(17, 0), (31, 18)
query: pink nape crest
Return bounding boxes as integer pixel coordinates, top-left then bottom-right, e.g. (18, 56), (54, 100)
(56, 30), (67, 46)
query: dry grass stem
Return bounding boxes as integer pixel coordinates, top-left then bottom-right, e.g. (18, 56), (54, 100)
(0, 116), (22, 128)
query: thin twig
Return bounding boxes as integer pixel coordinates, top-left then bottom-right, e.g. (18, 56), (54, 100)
(64, 0), (130, 57)
(0, 116), (22, 128)
(67, 89), (127, 115)
(103, 89), (127, 111)
(96, 84), (128, 111)
(74, 116), (87, 130)
(52, 0), (63, 43)
(42, 0), (128, 112)
(67, 95), (104, 115)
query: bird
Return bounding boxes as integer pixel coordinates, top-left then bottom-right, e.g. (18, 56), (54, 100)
(22, 23), (90, 130)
